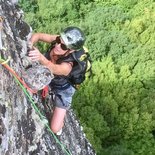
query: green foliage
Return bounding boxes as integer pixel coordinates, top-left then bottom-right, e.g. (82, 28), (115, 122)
(73, 52), (155, 154)
(103, 145), (135, 155)
(20, 0), (96, 33)
(82, 6), (133, 61)
(19, 0), (39, 13)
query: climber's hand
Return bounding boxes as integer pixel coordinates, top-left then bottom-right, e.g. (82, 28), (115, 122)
(28, 46), (43, 62)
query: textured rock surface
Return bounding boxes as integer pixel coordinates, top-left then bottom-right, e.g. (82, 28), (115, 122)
(0, 1), (96, 155)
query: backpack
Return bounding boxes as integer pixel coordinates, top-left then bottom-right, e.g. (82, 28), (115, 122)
(63, 47), (92, 87)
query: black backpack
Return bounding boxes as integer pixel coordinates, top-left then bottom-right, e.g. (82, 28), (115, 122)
(67, 47), (92, 86)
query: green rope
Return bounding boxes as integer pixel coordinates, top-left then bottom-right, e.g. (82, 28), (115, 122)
(14, 76), (72, 155)
(0, 56), (4, 62)
(0, 58), (72, 155)
(1, 56), (11, 64)
(13, 76), (72, 155)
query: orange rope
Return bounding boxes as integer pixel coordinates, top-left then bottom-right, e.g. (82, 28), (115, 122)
(1, 62), (37, 94)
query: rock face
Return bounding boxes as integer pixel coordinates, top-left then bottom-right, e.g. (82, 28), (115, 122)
(0, 1), (96, 155)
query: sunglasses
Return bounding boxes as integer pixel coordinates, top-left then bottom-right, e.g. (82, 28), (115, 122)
(55, 36), (69, 51)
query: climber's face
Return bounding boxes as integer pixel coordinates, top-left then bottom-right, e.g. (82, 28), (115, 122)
(53, 36), (70, 55)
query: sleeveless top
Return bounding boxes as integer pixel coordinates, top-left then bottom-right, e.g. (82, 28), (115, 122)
(45, 42), (76, 89)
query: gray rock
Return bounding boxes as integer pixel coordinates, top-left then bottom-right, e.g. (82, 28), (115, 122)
(22, 64), (54, 90)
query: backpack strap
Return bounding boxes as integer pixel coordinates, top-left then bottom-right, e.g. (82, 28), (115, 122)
(71, 51), (85, 73)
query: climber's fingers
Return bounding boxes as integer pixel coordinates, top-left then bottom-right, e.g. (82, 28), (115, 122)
(28, 46), (42, 61)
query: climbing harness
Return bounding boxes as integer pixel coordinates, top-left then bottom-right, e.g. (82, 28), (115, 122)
(0, 57), (72, 155)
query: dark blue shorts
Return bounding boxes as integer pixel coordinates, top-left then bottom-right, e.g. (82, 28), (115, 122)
(51, 85), (76, 110)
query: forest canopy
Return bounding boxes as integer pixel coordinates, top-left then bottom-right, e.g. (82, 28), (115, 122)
(19, 0), (155, 154)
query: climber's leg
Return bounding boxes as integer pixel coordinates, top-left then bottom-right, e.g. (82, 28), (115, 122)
(50, 107), (66, 133)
